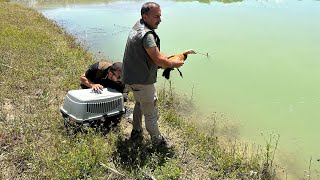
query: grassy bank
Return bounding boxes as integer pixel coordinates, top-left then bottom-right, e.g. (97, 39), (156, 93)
(0, 2), (279, 179)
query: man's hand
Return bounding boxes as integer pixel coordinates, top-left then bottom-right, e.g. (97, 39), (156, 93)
(167, 54), (185, 68)
(173, 58), (184, 68)
(92, 84), (103, 92)
(145, 46), (184, 69)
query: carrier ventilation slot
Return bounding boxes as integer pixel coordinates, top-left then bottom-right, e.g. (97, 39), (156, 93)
(86, 98), (122, 113)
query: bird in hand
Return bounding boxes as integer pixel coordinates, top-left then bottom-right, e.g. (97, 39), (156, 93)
(162, 49), (196, 79)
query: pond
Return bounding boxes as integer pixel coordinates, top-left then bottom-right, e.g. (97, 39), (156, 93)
(14, 0), (320, 178)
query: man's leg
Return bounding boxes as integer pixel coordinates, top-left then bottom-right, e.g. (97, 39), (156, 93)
(128, 85), (144, 139)
(141, 99), (161, 142)
(132, 101), (142, 131)
(129, 84), (161, 141)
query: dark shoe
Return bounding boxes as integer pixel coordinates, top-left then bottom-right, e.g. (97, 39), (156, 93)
(130, 129), (143, 140)
(155, 136), (173, 149)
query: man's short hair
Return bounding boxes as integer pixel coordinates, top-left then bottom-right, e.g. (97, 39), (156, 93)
(141, 2), (160, 16)
(110, 62), (122, 72)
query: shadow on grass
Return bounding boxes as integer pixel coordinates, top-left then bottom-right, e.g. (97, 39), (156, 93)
(62, 115), (122, 136)
(112, 135), (175, 174)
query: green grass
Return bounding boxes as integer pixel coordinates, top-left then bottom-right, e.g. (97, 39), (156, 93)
(0, 2), (279, 179)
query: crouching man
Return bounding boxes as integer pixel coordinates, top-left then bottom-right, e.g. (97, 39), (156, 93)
(80, 61), (125, 93)
(80, 61), (127, 131)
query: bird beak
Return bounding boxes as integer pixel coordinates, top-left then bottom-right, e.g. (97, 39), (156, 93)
(184, 49), (196, 55)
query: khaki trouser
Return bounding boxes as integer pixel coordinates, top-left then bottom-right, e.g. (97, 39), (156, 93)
(127, 84), (161, 141)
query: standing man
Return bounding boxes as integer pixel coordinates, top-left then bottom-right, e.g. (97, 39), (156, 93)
(122, 2), (184, 148)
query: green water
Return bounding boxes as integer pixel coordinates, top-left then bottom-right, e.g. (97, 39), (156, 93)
(16, 0), (320, 178)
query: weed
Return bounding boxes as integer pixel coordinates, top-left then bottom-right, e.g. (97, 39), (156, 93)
(261, 132), (280, 180)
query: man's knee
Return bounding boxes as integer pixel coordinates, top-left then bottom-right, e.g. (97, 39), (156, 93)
(141, 100), (157, 115)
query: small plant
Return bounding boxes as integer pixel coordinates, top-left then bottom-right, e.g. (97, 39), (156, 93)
(261, 132), (280, 180)
(303, 156), (313, 180)
(162, 108), (183, 128)
(153, 159), (183, 179)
